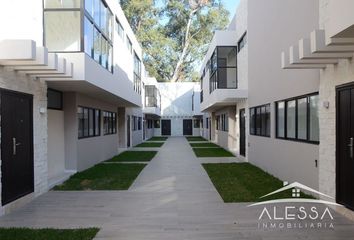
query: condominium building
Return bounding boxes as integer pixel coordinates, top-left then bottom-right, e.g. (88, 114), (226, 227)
(282, 0), (354, 210)
(200, 0), (320, 190)
(0, 0), (145, 215)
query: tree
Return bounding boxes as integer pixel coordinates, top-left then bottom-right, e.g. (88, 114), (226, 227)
(121, 0), (229, 82)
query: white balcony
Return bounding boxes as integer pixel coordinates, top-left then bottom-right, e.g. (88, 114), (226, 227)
(200, 88), (248, 112)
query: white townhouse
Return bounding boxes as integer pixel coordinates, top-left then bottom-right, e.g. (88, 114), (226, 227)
(282, 0), (354, 212)
(142, 77), (161, 140)
(157, 82), (202, 137)
(0, 0), (146, 215)
(200, 0), (321, 192)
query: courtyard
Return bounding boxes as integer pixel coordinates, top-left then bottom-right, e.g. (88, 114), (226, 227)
(0, 137), (353, 239)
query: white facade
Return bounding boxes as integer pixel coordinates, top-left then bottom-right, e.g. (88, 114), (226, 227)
(0, 0), (146, 215)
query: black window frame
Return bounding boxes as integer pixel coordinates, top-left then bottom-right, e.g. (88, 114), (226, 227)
(78, 106), (101, 139)
(249, 104), (271, 138)
(275, 92), (319, 144)
(237, 31), (247, 52)
(103, 110), (117, 135)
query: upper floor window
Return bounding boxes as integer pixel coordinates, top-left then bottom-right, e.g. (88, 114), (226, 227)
(209, 46), (237, 93)
(115, 18), (124, 40)
(238, 32), (247, 52)
(276, 93), (319, 144)
(145, 85), (159, 107)
(83, 0), (113, 72)
(250, 104), (270, 137)
(44, 1), (81, 51)
(127, 36), (133, 53)
(134, 52), (142, 94)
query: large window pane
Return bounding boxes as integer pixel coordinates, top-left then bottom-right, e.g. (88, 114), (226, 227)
(101, 38), (108, 68)
(95, 109), (100, 136)
(116, 20), (124, 39)
(256, 107), (261, 135)
(93, 0), (100, 24)
(84, 17), (93, 56)
(45, 0), (80, 8)
(277, 101), (285, 138)
(84, 0), (93, 16)
(107, 10), (113, 40)
(78, 107), (83, 138)
(265, 104), (270, 137)
(83, 108), (89, 137)
(93, 27), (101, 62)
(100, 2), (107, 34)
(47, 89), (63, 110)
(309, 95), (319, 141)
(44, 11), (81, 51)
(297, 98), (307, 140)
(250, 108), (255, 135)
(89, 108), (94, 136)
(287, 100), (296, 138)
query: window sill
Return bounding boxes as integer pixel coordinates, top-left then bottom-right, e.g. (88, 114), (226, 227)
(275, 137), (320, 145)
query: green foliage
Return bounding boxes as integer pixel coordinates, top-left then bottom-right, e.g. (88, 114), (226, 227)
(121, 0), (229, 82)
(107, 151), (157, 162)
(192, 147), (234, 157)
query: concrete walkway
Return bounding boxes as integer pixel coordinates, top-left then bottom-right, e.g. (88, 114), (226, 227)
(0, 137), (354, 239)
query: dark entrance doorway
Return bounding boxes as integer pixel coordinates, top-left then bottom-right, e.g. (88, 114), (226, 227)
(183, 119), (193, 136)
(161, 119), (171, 136)
(1, 89), (34, 206)
(336, 83), (354, 209)
(239, 109), (246, 157)
(127, 116), (131, 147)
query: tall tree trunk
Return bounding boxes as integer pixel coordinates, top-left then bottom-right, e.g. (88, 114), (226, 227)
(170, 8), (199, 82)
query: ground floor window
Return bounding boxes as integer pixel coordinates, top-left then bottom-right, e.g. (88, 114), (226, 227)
(47, 88), (63, 110)
(78, 106), (100, 138)
(194, 119), (200, 128)
(249, 104), (270, 137)
(132, 116), (142, 131)
(221, 113), (228, 131)
(154, 119), (160, 128)
(206, 118), (209, 129)
(103, 111), (117, 135)
(276, 93), (319, 143)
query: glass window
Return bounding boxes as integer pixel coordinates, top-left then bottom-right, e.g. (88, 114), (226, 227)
(93, 27), (101, 62)
(250, 108), (255, 135)
(238, 32), (247, 52)
(84, 0), (93, 16)
(297, 98), (307, 140)
(44, 11), (81, 51)
(93, 0), (100, 24)
(287, 100), (296, 139)
(116, 19), (124, 40)
(127, 37), (132, 53)
(44, 0), (81, 8)
(154, 120), (160, 128)
(103, 111), (117, 135)
(78, 106), (100, 138)
(84, 17), (93, 56)
(47, 89), (63, 110)
(101, 37), (108, 68)
(276, 101), (285, 138)
(309, 95), (319, 142)
(250, 104), (270, 137)
(194, 119), (200, 128)
(100, 1), (107, 35)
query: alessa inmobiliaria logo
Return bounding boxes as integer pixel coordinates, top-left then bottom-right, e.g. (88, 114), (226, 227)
(247, 182), (341, 230)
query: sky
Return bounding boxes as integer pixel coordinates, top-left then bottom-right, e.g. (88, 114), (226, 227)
(223, 0), (240, 20)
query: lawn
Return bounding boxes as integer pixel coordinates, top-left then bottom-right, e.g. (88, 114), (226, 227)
(135, 142), (164, 147)
(186, 136), (207, 141)
(192, 147), (234, 157)
(107, 151), (157, 162)
(190, 142), (219, 148)
(203, 163), (312, 202)
(0, 228), (99, 240)
(147, 136), (168, 141)
(53, 164), (146, 190)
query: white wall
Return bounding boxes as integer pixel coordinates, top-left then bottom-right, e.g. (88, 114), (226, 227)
(247, 0), (320, 190)
(47, 109), (65, 181)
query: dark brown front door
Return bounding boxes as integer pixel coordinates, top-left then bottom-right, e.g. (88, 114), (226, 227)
(240, 109), (246, 157)
(1, 89), (34, 206)
(161, 120), (171, 136)
(337, 84), (354, 209)
(183, 119), (193, 136)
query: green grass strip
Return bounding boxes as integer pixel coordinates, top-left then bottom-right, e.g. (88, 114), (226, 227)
(53, 164), (146, 190)
(0, 228), (99, 240)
